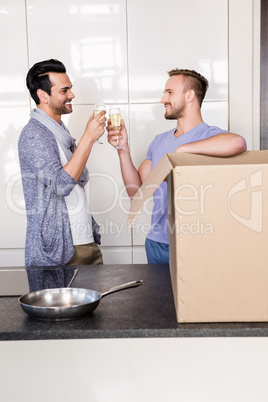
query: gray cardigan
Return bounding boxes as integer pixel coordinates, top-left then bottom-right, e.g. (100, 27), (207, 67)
(18, 118), (77, 266)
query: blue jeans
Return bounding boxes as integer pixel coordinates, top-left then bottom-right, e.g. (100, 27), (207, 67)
(145, 238), (169, 264)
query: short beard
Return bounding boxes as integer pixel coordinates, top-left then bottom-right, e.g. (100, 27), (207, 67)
(165, 112), (179, 120)
(165, 109), (184, 120)
(165, 102), (185, 120)
(51, 102), (72, 116)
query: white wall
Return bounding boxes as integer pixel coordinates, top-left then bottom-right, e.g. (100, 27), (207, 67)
(0, 0), (260, 266)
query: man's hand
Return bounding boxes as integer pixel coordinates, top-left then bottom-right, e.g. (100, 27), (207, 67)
(107, 118), (128, 150)
(84, 110), (107, 143)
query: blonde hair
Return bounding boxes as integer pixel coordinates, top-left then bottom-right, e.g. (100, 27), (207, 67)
(168, 68), (209, 106)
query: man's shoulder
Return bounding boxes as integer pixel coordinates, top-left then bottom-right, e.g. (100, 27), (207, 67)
(21, 117), (45, 133)
(19, 118), (58, 155)
(20, 118), (54, 141)
(196, 122), (228, 138)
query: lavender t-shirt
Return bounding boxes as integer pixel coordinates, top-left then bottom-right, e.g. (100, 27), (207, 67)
(146, 122), (228, 244)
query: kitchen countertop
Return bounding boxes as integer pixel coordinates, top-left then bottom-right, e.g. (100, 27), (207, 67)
(1, 264), (268, 341)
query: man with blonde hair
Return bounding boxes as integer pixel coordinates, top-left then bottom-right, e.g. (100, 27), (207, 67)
(107, 68), (247, 264)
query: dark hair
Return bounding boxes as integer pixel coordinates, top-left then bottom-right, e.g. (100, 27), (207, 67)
(26, 59), (66, 104)
(167, 68), (209, 106)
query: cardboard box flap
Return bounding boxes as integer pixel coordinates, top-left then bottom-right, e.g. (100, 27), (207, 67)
(128, 150), (268, 228)
(166, 150), (268, 167)
(128, 154), (174, 228)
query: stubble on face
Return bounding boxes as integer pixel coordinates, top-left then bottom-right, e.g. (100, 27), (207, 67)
(162, 75), (187, 120)
(48, 73), (74, 116)
(49, 98), (73, 116)
(164, 98), (186, 120)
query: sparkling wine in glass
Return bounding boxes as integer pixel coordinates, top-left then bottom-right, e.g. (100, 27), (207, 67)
(109, 107), (124, 149)
(93, 102), (106, 144)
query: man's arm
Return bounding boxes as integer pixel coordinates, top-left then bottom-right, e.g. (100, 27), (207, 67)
(117, 146), (144, 199)
(64, 111), (106, 181)
(107, 119), (151, 199)
(175, 132), (247, 156)
(19, 122), (77, 197)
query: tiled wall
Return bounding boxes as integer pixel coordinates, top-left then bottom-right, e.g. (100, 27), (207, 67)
(0, 0), (260, 266)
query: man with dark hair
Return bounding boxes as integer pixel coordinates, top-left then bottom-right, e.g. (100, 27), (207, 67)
(107, 68), (247, 264)
(26, 59), (67, 104)
(19, 59), (106, 266)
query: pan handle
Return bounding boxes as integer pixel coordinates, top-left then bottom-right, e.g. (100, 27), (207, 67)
(100, 280), (144, 297)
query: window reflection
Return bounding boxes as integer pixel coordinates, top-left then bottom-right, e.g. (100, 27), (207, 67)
(0, 76), (25, 94)
(0, 8), (9, 15)
(70, 4), (119, 15)
(64, 1), (127, 103)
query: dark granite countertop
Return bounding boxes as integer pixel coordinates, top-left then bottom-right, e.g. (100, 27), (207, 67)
(1, 264), (268, 341)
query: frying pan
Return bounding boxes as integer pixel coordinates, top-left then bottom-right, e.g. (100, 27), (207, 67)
(18, 280), (144, 321)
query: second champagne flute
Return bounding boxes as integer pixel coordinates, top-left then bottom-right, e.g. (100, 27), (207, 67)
(93, 102), (106, 144)
(109, 107), (124, 150)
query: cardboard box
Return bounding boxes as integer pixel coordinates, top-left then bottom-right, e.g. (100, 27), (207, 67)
(129, 151), (268, 323)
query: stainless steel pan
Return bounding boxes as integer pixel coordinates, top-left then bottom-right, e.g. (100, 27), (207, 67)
(18, 280), (144, 321)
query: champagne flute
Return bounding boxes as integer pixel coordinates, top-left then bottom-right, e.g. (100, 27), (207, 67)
(93, 102), (106, 144)
(109, 107), (125, 150)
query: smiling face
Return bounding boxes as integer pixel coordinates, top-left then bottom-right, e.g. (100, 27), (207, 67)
(38, 72), (75, 122)
(49, 72), (75, 115)
(161, 75), (187, 120)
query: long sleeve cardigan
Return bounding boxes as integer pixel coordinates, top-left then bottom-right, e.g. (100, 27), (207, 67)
(18, 118), (77, 266)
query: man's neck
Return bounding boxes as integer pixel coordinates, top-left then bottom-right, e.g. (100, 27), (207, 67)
(37, 105), (61, 124)
(175, 114), (203, 137)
